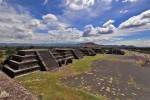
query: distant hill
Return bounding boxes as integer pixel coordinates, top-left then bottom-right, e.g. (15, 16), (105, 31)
(76, 42), (137, 49)
(77, 42), (101, 48)
(101, 45), (136, 49)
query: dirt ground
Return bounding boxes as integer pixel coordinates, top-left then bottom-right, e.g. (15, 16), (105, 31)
(62, 55), (150, 100)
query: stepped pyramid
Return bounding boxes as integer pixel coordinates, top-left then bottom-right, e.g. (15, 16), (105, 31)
(2, 49), (41, 78)
(2, 49), (83, 78)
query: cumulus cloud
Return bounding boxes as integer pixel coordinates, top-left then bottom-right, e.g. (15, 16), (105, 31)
(0, 2), (82, 43)
(36, 28), (83, 43)
(42, 0), (48, 5)
(28, 19), (46, 29)
(42, 14), (58, 22)
(0, 0), (149, 46)
(103, 20), (115, 27)
(66, 0), (95, 10)
(42, 14), (68, 29)
(0, 0), (3, 4)
(119, 10), (150, 30)
(120, 10), (129, 14)
(122, 0), (137, 3)
(83, 20), (116, 37)
(0, 3), (34, 42)
(110, 39), (150, 47)
(62, 0), (112, 21)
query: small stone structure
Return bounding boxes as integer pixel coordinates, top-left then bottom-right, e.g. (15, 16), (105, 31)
(106, 48), (125, 55)
(2, 49), (83, 78)
(79, 48), (96, 56)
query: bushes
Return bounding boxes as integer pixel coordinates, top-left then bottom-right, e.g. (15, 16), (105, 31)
(0, 63), (4, 70)
(0, 52), (3, 59)
(6, 49), (16, 56)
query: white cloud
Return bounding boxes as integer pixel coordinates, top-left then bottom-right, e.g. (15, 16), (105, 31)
(0, 2), (83, 44)
(62, 0), (112, 22)
(42, 14), (58, 22)
(120, 10), (129, 14)
(109, 39), (150, 47)
(42, 14), (69, 29)
(66, 0), (95, 10)
(28, 19), (46, 29)
(33, 28), (83, 43)
(0, 0), (3, 4)
(122, 0), (137, 3)
(0, 3), (34, 42)
(103, 20), (115, 27)
(83, 20), (116, 37)
(0, 0), (149, 47)
(42, 0), (48, 5)
(119, 10), (150, 30)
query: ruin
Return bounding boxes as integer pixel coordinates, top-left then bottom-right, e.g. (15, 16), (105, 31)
(79, 48), (96, 56)
(2, 49), (83, 78)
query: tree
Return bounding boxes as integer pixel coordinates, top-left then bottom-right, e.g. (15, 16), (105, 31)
(6, 48), (16, 56)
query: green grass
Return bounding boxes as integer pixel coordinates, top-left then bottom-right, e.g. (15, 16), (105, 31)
(72, 54), (107, 73)
(16, 72), (102, 100)
(0, 50), (7, 63)
(0, 50), (7, 69)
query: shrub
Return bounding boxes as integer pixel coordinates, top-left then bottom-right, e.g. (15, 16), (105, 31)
(0, 53), (3, 58)
(6, 49), (16, 56)
(0, 63), (4, 70)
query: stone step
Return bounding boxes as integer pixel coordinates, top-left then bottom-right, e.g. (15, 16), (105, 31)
(9, 60), (39, 70)
(54, 55), (63, 59)
(37, 50), (59, 71)
(71, 50), (83, 59)
(17, 50), (36, 56)
(2, 65), (40, 78)
(63, 54), (74, 57)
(12, 55), (37, 62)
(64, 56), (74, 60)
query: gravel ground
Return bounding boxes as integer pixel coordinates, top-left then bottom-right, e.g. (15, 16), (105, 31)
(0, 72), (38, 100)
(62, 55), (150, 100)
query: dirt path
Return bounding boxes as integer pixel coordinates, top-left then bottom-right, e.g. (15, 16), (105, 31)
(61, 55), (150, 100)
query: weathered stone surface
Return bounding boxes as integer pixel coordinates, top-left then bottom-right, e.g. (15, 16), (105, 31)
(0, 71), (38, 100)
(0, 91), (10, 99)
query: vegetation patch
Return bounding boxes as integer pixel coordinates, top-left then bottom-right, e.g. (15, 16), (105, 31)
(72, 54), (107, 73)
(0, 50), (7, 63)
(136, 59), (146, 66)
(16, 71), (102, 100)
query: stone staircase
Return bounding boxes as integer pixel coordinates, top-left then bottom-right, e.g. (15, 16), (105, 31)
(50, 50), (64, 67)
(55, 49), (75, 65)
(71, 49), (83, 59)
(36, 50), (59, 71)
(79, 48), (96, 56)
(2, 50), (40, 78)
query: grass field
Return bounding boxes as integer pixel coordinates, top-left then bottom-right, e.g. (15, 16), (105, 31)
(15, 54), (121, 100)
(0, 50), (7, 63)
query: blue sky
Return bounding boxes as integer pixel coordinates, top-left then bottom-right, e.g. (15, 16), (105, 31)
(0, 0), (150, 46)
